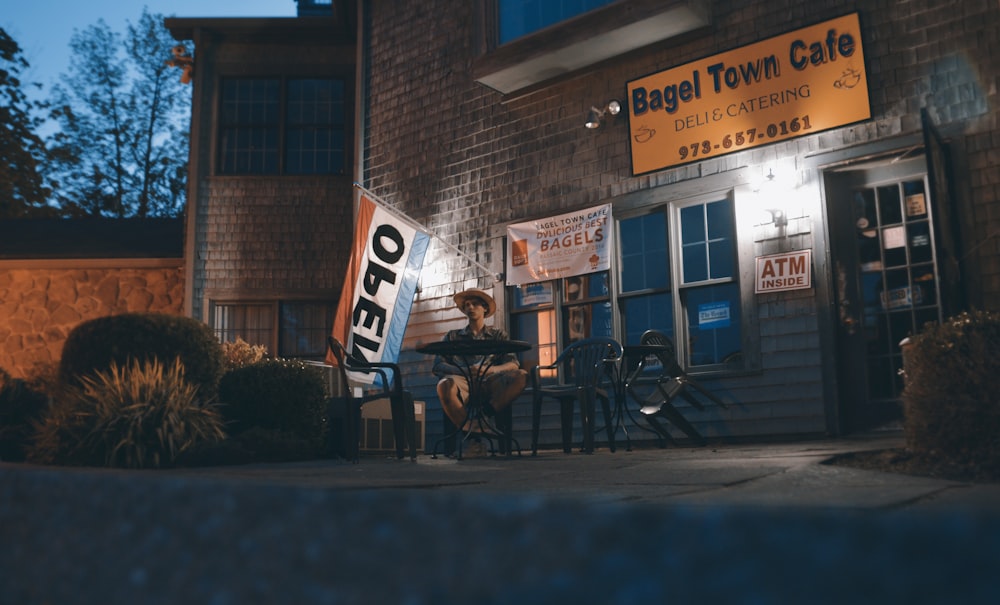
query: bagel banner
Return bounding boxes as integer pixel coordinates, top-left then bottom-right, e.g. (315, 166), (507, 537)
(506, 203), (612, 285)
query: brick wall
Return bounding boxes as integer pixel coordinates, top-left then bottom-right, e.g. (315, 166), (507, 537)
(0, 260), (184, 378)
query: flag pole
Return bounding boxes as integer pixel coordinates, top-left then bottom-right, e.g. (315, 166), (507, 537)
(353, 183), (501, 283)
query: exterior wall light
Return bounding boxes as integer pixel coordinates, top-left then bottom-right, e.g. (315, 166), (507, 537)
(754, 168), (789, 228)
(767, 208), (788, 228)
(585, 100), (621, 129)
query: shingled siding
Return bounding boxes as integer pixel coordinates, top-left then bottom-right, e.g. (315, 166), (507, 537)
(0, 260), (184, 379)
(364, 0), (1000, 447)
(174, 18), (358, 324)
(190, 177), (354, 318)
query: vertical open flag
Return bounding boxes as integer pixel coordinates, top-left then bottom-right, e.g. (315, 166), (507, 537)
(328, 192), (430, 383)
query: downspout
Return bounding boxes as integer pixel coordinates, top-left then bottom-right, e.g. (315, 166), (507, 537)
(181, 26), (204, 319)
(353, 0), (369, 194)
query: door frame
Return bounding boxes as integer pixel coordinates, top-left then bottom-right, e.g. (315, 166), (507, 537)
(805, 133), (926, 435)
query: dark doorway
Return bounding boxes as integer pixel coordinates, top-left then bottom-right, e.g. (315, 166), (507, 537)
(824, 153), (943, 432)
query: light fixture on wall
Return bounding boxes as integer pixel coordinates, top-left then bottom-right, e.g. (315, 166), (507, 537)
(585, 100), (621, 129)
(754, 168), (789, 228)
(767, 208), (788, 228)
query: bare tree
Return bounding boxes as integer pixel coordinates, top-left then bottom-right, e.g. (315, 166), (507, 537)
(46, 9), (190, 218)
(0, 27), (54, 218)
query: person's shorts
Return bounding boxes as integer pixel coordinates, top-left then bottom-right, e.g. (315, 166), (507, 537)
(440, 369), (527, 413)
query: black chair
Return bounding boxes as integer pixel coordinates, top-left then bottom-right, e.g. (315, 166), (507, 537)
(625, 329), (728, 446)
(327, 336), (417, 462)
(531, 337), (623, 455)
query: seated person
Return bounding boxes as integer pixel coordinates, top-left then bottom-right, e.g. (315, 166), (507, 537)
(433, 288), (528, 430)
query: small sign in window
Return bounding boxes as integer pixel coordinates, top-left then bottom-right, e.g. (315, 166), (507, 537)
(698, 301), (731, 328)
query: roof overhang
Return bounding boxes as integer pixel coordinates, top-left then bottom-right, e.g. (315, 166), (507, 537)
(474, 0), (711, 95)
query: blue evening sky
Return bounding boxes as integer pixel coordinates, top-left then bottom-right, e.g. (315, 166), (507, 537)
(2, 1), (298, 98)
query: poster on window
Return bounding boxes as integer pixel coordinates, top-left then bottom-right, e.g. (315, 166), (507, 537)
(506, 204), (612, 285)
(698, 301), (731, 329)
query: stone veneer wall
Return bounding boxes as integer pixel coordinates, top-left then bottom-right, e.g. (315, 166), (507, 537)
(0, 259), (184, 379)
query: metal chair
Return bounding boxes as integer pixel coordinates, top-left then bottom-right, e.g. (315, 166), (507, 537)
(327, 336), (417, 462)
(626, 329), (728, 446)
(530, 337), (623, 455)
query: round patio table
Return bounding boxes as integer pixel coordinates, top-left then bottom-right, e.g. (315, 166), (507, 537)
(417, 339), (531, 459)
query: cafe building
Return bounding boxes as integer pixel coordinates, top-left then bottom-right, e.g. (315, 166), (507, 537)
(170, 0), (1000, 450)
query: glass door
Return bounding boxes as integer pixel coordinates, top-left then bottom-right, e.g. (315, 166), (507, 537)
(851, 177), (941, 401)
(826, 154), (942, 431)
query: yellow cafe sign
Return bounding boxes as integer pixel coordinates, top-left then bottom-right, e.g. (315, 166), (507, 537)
(627, 13), (870, 174)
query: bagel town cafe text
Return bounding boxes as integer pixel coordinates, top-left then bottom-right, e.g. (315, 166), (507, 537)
(627, 12), (870, 174)
(506, 204), (612, 285)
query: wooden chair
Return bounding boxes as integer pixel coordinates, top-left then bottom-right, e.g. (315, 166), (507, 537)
(327, 336), (417, 462)
(530, 337), (623, 455)
(626, 329), (728, 446)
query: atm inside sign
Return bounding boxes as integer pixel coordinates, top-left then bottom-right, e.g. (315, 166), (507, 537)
(755, 250), (812, 293)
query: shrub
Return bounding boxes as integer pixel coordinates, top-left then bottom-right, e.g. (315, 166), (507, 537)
(218, 358), (327, 455)
(221, 337), (268, 371)
(902, 310), (1000, 474)
(59, 313), (225, 400)
(29, 358), (226, 469)
(0, 368), (50, 462)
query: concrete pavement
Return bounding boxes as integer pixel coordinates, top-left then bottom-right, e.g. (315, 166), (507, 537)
(3, 432), (999, 603)
(159, 431), (1000, 513)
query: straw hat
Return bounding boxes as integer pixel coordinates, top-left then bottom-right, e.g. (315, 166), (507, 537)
(453, 288), (496, 318)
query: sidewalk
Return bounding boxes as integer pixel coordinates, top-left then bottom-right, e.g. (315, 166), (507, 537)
(163, 431), (1000, 512)
(3, 432), (999, 603)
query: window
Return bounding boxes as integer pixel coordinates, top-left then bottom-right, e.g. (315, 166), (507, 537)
(498, 0), (617, 43)
(219, 77), (345, 175)
(563, 272), (612, 343)
(212, 301), (335, 358)
(676, 199), (741, 366)
(510, 273), (611, 376)
(509, 193), (744, 374)
(618, 211), (672, 346)
(510, 282), (558, 373)
(213, 303), (274, 349)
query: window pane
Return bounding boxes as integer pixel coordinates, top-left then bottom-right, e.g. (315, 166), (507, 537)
(680, 205), (704, 246)
(878, 184), (903, 225)
(513, 282), (555, 309)
(683, 283), (742, 366)
(498, 0), (617, 43)
(564, 271), (608, 302)
(285, 78), (345, 175)
(682, 242), (708, 282)
(680, 199), (734, 284)
(564, 301), (613, 344)
(563, 271), (611, 344)
(213, 303), (274, 349)
(619, 213), (669, 292)
(709, 239), (734, 279)
(706, 199), (733, 240)
(287, 79), (343, 126)
(219, 78), (279, 175)
(512, 308), (557, 373)
(280, 302), (334, 358)
(621, 292), (673, 346)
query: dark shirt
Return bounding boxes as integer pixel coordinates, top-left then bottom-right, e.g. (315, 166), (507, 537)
(432, 326), (520, 377)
